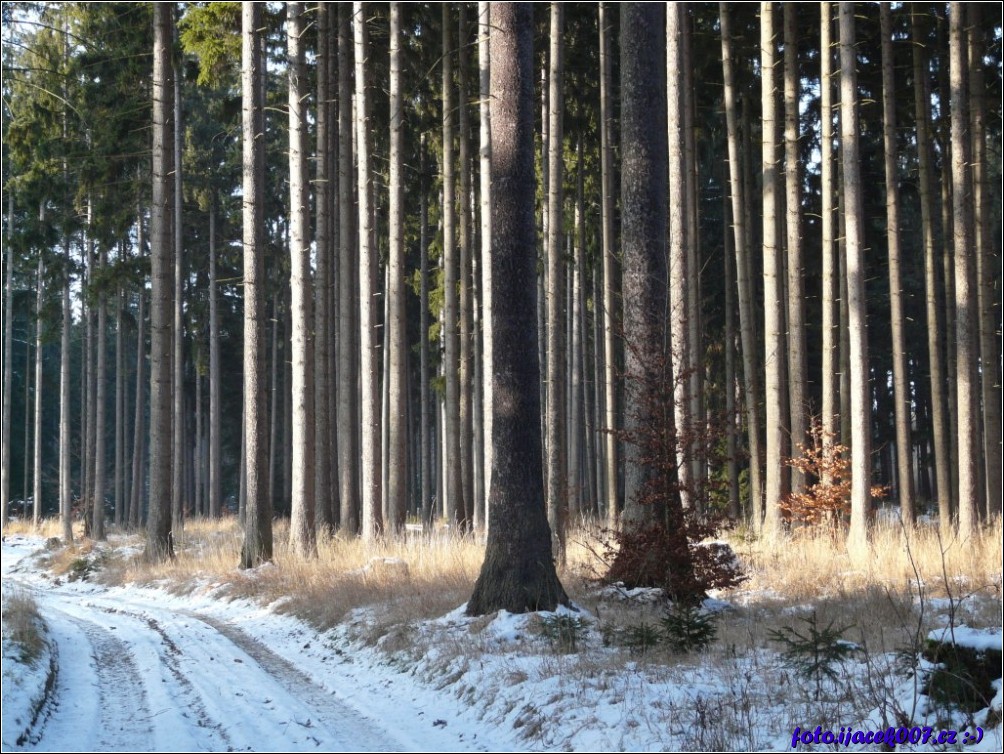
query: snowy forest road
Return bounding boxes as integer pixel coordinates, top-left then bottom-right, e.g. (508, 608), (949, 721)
(2, 539), (483, 753)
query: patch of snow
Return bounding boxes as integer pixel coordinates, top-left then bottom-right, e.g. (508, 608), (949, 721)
(928, 625), (1003, 652)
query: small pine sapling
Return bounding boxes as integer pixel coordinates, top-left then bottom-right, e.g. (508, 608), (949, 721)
(768, 611), (857, 700)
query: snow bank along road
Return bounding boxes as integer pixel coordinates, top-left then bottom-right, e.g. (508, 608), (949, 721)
(2, 537), (493, 752)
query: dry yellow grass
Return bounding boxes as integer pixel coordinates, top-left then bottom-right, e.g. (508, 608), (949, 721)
(101, 517), (485, 633)
(2, 516), (77, 540)
(732, 516), (1003, 602)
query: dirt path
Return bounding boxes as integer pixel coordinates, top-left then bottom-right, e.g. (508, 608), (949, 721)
(6, 576), (412, 752)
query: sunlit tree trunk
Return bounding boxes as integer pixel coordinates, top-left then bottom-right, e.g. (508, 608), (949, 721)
(478, 0), (493, 535)
(545, 1), (566, 559)
(840, 2), (871, 551)
(949, 2), (979, 536)
(783, 2), (807, 495)
(720, 2), (764, 529)
(820, 2), (839, 485)
(355, 1), (381, 540)
(239, 0), (272, 567)
(599, 2), (620, 529)
(667, 1), (692, 511)
(288, 0), (316, 555)
(387, 1), (406, 535)
(761, 1), (786, 536)
(458, 3), (476, 538)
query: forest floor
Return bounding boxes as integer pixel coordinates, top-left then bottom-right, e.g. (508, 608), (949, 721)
(2, 516), (1002, 752)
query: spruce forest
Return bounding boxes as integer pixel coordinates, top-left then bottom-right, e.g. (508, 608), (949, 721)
(4, 1), (1000, 560)
(2, 3), (1002, 750)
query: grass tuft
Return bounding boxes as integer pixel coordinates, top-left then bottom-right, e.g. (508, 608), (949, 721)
(1, 590), (46, 666)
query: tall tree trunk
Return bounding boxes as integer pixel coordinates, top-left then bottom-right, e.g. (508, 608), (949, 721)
(761, 1), (786, 536)
(840, 1), (872, 551)
(93, 245), (108, 540)
(880, 3), (914, 525)
(783, 2), (808, 495)
(115, 279), (125, 527)
(60, 236), (73, 544)
(467, 2), (568, 616)
(949, 2), (979, 535)
(313, 1), (332, 536)
(387, 1), (407, 535)
(968, 6), (1001, 518)
(458, 3), (476, 538)
(337, 3), (359, 535)
(681, 8), (703, 508)
(288, 0), (315, 555)
(172, 42), (185, 536)
(545, 1), (566, 558)
(720, 2), (764, 529)
(442, 4), (464, 530)
(723, 194), (740, 519)
(568, 142), (585, 523)
(820, 1), (839, 484)
(478, 0), (493, 535)
(667, 2), (692, 512)
(131, 284), (146, 529)
(147, 1), (175, 561)
(83, 214), (95, 535)
(355, 1), (382, 540)
(240, 0), (272, 568)
(33, 258), (44, 526)
(1, 205), (12, 528)
(208, 199), (221, 518)
(620, 2), (668, 528)
(419, 139), (432, 529)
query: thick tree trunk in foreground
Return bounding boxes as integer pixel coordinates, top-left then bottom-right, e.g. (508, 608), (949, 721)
(468, 2), (568, 617)
(620, 2), (669, 528)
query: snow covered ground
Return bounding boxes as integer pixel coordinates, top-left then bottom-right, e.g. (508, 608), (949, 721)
(3, 534), (1002, 752)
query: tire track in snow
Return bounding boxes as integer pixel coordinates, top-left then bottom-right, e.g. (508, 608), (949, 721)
(193, 613), (408, 752)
